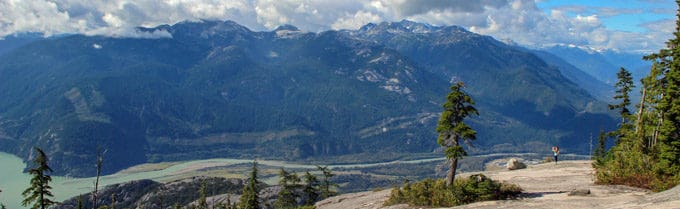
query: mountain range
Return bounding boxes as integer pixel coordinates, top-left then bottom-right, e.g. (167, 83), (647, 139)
(0, 20), (618, 177)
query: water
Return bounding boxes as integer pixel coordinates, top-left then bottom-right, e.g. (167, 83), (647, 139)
(0, 152), (255, 209)
(0, 151), (447, 208)
(0, 152), (31, 209)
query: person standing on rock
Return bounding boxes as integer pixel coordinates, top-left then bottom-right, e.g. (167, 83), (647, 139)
(552, 146), (560, 164)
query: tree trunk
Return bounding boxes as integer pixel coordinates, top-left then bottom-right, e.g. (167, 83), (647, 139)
(446, 157), (458, 186)
(93, 150), (103, 209)
(636, 87), (646, 135)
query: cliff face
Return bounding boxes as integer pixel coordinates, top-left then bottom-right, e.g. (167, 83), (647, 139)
(55, 177), (244, 209)
(315, 160), (680, 209)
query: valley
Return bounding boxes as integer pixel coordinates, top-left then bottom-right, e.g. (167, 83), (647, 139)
(0, 20), (617, 178)
(0, 151), (589, 209)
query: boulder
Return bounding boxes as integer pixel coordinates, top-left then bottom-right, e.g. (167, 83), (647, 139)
(568, 189), (591, 196)
(506, 158), (527, 170)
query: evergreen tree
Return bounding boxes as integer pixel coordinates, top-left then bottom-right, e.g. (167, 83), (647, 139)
(238, 161), (260, 209)
(77, 194), (84, 209)
(637, 62), (665, 150)
(317, 166), (337, 198)
(274, 169), (300, 209)
(645, 0), (680, 185)
(302, 171), (320, 206)
(594, 128), (608, 165)
(22, 147), (57, 209)
(198, 180), (208, 209)
(436, 82), (479, 186)
(610, 67), (635, 125)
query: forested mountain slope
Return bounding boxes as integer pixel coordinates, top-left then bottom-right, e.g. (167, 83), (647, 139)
(0, 20), (615, 177)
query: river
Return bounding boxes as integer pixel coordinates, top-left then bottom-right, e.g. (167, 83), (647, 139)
(0, 151), (587, 209)
(0, 152), (446, 209)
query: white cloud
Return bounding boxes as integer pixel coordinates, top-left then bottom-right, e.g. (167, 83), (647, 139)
(331, 10), (383, 30)
(0, 0), (674, 52)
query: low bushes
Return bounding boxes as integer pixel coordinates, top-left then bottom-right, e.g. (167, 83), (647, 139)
(385, 174), (522, 207)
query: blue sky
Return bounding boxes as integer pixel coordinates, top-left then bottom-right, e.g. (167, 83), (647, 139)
(537, 0), (674, 32)
(0, 0), (676, 52)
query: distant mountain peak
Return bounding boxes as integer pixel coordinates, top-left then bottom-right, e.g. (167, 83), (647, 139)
(355, 20), (471, 39)
(165, 19), (252, 39)
(274, 24), (300, 32)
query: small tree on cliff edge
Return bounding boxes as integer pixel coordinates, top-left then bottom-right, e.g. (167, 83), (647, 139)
(22, 147), (57, 209)
(436, 82), (479, 186)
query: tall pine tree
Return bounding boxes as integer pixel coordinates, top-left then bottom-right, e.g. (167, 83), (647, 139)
(198, 180), (208, 209)
(436, 82), (478, 186)
(302, 171), (320, 206)
(317, 166), (337, 198)
(22, 147), (57, 209)
(238, 161), (260, 209)
(274, 169), (300, 209)
(646, 0), (680, 186)
(610, 67), (635, 126)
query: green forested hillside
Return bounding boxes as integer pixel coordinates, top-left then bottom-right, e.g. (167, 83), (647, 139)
(0, 20), (615, 177)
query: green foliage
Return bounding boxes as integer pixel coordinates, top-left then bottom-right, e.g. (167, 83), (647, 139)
(302, 172), (320, 206)
(436, 82), (478, 185)
(197, 180), (208, 209)
(238, 161), (260, 209)
(22, 147), (57, 209)
(76, 194), (84, 209)
(597, 2), (680, 191)
(593, 129), (609, 166)
(275, 169), (301, 209)
(317, 166), (337, 199)
(609, 68), (635, 123)
(386, 174), (521, 207)
(0, 20), (616, 177)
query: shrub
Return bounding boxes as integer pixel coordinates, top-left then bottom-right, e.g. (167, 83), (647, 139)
(385, 174), (522, 207)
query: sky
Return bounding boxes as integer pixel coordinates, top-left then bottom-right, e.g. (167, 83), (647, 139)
(0, 0), (676, 53)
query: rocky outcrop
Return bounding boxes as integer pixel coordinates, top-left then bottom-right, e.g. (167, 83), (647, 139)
(55, 176), (244, 209)
(316, 161), (680, 209)
(55, 179), (161, 209)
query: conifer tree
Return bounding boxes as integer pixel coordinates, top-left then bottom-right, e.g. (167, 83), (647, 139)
(274, 169), (300, 209)
(594, 129), (608, 164)
(610, 67), (635, 126)
(436, 82), (478, 186)
(302, 171), (320, 206)
(238, 161), (260, 209)
(198, 180), (208, 209)
(22, 147), (57, 209)
(645, 0), (680, 183)
(77, 194), (84, 209)
(637, 62), (665, 149)
(317, 166), (337, 198)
